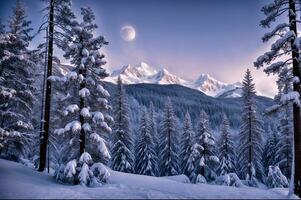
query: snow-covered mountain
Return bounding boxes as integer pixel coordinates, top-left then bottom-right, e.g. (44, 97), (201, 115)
(105, 62), (242, 98)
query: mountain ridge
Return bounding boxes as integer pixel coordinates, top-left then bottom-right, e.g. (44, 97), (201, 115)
(105, 62), (243, 98)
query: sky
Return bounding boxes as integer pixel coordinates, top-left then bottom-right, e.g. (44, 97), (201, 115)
(0, 0), (278, 97)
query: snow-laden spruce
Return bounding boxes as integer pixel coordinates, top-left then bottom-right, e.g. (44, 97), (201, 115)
(159, 98), (180, 176)
(195, 110), (219, 182)
(0, 1), (39, 161)
(55, 152), (110, 186)
(148, 101), (159, 175)
(111, 77), (134, 173)
(180, 112), (200, 182)
(217, 114), (236, 176)
(51, 7), (112, 185)
(237, 69), (264, 186)
(266, 165), (288, 188)
(135, 109), (157, 176)
(263, 125), (278, 175)
(275, 105), (293, 179)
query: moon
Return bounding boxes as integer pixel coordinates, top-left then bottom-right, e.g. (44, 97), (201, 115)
(121, 25), (136, 41)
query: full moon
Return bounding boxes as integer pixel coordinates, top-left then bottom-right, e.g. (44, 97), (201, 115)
(121, 25), (136, 41)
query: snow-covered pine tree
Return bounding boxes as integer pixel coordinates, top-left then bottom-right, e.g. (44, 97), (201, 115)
(0, 0), (38, 161)
(50, 6), (112, 178)
(263, 125), (279, 175)
(275, 105), (293, 179)
(237, 69), (264, 185)
(111, 77), (134, 173)
(180, 112), (199, 182)
(217, 114), (236, 176)
(38, 0), (76, 171)
(135, 108), (157, 176)
(148, 101), (159, 175)
(159, 98), (180, 176)
(195, 110), (219, 182)
(266, 165), (289, 188)
(254, 0), (301, 195)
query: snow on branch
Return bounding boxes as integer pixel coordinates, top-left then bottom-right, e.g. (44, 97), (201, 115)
(82, 123), (91, 132)
(80, 107), (91, 118)
(79, 152), (92, 164)
(0, 86), (16, 99)
(262, 23), (289, 42)
(260, 1), (289, 28)
(64, 159), (77, 178)
(263, 61), (289, 74)
(271, 31), (295, 51)
(92, 112), (104, 124)
(79, 88), (90, 98)
(254, 31), (295, 68)
(96, 84), (110, 97)
(280, 91), (300, 106)
(63, 104), (79, 116)
(67, 121), (82, 133)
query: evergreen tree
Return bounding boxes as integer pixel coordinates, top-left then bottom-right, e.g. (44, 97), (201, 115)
(159, 98), (180, 176)
(149, 101), (159, 174)
(217, 114), (235, 176)
(266, 165), (289, 188)
(51, 7), (112, 164)
(111, 77), (134, 173)
(275, 106), (293, 179)
(38, 0), (76, 171)
(263, 125), (278, 175)
(195, 110), (219, 182)
(237, 69), (264, 184)
(0, 0), (38, 161)
(180, 112), (198, 182)
(254, 0), (301, 195)
(135, 109), (157, 176)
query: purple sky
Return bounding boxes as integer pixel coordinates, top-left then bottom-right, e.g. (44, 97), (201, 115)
(0, 0), (278, 97)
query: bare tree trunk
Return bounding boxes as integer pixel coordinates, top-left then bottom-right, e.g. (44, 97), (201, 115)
(289, 0), (301, 197)
(38, 0), (54, 172)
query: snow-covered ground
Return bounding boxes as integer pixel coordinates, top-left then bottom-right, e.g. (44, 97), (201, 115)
(0, 159), (298, 199)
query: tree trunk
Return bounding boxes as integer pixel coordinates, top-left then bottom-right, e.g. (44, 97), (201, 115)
(79, 45), (86, 155)
(289, 0), (301, 197)
(38, 0), (54, 172)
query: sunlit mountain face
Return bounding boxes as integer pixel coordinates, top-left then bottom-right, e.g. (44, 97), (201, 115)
(105, 62), (243, 98)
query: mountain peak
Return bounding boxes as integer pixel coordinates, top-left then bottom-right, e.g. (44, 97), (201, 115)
(106, 62), (243, 98)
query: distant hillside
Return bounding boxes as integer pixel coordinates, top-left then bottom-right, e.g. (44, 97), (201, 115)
(105, 82), (274, 131)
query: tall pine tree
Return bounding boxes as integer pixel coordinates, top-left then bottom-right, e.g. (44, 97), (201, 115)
(275, 106), (293, 179)
(51, 7), (112, 164)
(111, 77), (134, 173)
(180, 112), (198, 182)
(159, 98), (180, 176)
(195, 110), (219, 182)
(38, 0), (76, 171)
(263, 125), (279, 175)
(135, 109), (157, 176)
(237, 69), (264, 184)
(0, 0), (38, 161)
(217, 114), (235, 176)
(149, 101), (159, 175)
(254, 0), (301, 195)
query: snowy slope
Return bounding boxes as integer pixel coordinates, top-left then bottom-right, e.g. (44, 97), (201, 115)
(0, 159), (296, 199)
(105, 62), (242, 98)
